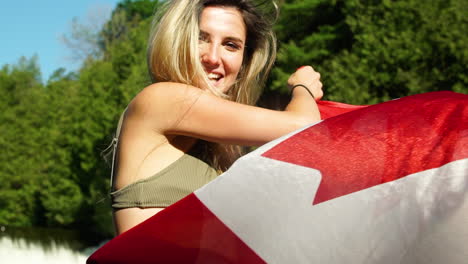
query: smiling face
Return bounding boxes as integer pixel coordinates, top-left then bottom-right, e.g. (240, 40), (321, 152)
(198, 6), (247, 93)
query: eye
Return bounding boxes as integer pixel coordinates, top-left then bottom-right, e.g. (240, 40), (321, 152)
(225, 41), (241, 51)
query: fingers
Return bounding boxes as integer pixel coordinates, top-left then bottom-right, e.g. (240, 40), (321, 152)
(289, 66), (319, 84)
(313, 81), (323, 100)
(288, 65), (324, 100)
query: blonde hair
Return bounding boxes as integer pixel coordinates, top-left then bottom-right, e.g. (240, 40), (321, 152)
(147, 0), (278, 171)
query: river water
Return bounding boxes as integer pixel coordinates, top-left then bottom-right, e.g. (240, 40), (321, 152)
(0, 226), (108, 263)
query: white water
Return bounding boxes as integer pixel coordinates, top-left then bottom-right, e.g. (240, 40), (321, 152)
(0, 236), (89, 264)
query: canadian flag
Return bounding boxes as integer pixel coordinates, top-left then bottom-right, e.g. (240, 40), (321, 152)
(88, 91), (467, 264)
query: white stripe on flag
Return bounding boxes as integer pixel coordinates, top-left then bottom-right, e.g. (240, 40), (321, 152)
(195, 143), (468, 264)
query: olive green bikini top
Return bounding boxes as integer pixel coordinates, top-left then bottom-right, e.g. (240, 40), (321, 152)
(109, 111), (219, 209)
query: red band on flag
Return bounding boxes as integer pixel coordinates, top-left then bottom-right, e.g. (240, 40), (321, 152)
(87, 194), (265, 264)
(264, 91), (468, 205)
(317, 100), (368, 119)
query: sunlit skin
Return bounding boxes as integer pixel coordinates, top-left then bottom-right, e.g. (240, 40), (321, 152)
(198, 6), (246, 93)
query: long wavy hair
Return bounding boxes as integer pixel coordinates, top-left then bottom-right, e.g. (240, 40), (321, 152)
(147, 0), (278, 172)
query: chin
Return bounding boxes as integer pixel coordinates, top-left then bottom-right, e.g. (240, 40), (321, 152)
(211, 82), (231, 94)
(218, 81), (235, 94)
(200, 79), (234, 95)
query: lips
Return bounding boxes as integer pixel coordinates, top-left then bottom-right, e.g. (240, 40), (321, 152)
(206, 72), (224, 87)
(207, 72), (223, 81)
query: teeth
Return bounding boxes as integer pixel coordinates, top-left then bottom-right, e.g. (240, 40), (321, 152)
(207, 73), (222, 80)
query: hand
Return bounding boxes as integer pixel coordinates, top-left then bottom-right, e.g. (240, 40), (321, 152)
(287, 66), (323, 100)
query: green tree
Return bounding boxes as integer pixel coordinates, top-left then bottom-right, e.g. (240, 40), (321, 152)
(0, 56), (47, 226)
(270, 0), (468, 104)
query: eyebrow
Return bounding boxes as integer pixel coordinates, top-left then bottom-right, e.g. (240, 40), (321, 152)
(199, 30), (245, 45)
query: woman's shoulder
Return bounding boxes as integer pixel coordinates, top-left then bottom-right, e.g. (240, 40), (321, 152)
(131, 82), (200, 110)
(137, 82), (202, 100)
(127, 82), (205, 132)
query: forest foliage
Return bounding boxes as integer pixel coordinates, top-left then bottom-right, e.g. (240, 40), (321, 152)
(0, 0), (466, 239)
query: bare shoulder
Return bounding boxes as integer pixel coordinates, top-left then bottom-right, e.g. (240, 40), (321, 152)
(131, 82), (202, 110)
(139, 82), (202, 99)
(127, 82), (204, 132)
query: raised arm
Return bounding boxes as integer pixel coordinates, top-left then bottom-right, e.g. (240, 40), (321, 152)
(128, 66), (322, 146)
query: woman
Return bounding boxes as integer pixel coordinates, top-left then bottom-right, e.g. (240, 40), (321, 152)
(111, 0), (323, 235)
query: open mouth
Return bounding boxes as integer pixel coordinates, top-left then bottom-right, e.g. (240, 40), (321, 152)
(207, 72), (223, 84)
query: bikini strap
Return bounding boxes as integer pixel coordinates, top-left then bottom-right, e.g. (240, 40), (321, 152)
(110, 109), (126, 188)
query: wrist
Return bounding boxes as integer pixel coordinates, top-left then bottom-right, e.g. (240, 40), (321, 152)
(290, 84), (315, 99)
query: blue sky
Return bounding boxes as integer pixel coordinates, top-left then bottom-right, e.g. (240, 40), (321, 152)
(0, 0), (122, 82)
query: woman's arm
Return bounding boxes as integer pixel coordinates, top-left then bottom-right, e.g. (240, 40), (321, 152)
(128, 66), (322, 146)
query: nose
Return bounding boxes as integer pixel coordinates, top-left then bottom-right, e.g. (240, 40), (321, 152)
(201, 43), (220, 69)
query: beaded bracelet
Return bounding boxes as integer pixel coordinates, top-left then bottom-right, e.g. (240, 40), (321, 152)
(291, 84), (315, 99)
